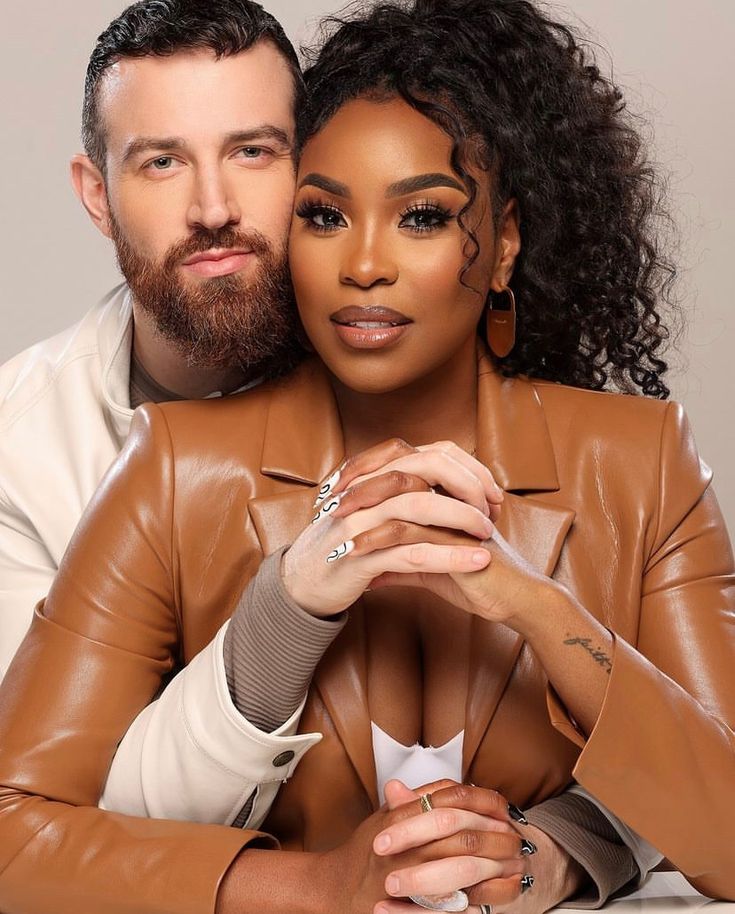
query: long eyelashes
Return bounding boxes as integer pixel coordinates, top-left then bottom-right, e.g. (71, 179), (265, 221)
(295, 197), (455, 235)
(398, 201), (454, 234)
(295, 198), (346, 233)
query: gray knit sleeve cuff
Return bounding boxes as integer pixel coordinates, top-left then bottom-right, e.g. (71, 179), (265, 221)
(223, 546), (348, 732)
(526, 793), (640, 908)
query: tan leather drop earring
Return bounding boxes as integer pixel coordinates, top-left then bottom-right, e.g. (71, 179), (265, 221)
(485, 286), (516, 358)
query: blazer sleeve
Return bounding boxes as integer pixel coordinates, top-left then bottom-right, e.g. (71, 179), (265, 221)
(0, 404), (275, 914)
(567, 402), (735, 900)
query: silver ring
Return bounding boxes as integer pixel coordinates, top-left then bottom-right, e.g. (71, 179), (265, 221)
(480, 906), (493, 914)
(419, 792), (434, 814)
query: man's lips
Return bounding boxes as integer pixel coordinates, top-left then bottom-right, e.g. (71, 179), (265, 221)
(181, 248), (254, 278)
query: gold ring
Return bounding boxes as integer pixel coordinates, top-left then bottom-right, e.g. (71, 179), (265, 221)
(419, 793), (434, 814)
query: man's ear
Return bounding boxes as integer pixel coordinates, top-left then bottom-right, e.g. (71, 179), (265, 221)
(70, 154), (112, 239)
(490, 198), (521, 292)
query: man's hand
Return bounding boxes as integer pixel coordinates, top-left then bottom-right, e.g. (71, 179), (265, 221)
(371, 781), (585, 914)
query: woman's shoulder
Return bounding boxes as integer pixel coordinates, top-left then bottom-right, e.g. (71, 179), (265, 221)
(527, 378), (710, 503)
(530, 377), (685, 450)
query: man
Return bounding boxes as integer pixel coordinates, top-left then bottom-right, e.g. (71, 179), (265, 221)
(0, 0), (314, 829)
(0, 0), (304, 681)
(0, 0), (649, 905)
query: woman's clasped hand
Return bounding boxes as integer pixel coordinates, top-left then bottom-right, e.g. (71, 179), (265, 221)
(282, 435), (553, 635)
(281, 437), (505, 618)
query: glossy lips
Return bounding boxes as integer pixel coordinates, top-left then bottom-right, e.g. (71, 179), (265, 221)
(181, 248), (254, 278)
(330, 306), (412, 350)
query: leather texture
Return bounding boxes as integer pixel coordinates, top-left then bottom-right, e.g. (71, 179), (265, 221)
(0, 350), (733, 912)
(0, 288), (316, 831)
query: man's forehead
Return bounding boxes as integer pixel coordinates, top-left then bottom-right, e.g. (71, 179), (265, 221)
(99, 45), (295, 148)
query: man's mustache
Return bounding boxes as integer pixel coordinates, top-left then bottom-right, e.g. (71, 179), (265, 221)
(164, 227), (273, 270)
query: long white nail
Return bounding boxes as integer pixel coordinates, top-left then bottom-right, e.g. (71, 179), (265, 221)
(311, 494), (342, 524)
(326, 540), (355, 563)
(314, 468), (342, 507)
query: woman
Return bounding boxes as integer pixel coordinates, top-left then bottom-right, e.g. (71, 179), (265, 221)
(0, 1), (733, 912)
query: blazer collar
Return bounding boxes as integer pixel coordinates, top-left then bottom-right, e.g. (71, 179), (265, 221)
(260, 358), (345, 485)
(258, 347), (560, 495)
(474, 347), (559, 493)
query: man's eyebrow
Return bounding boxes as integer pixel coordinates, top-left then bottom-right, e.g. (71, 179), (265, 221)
(121, 136), (186, 164)
(120, 125), (293, 165)
(224, 126), (292, 150)
(298, 173), (351, 198)
(386, 173), (466, 197)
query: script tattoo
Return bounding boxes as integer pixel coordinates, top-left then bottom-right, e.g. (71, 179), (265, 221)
(563, 636), (612, 674)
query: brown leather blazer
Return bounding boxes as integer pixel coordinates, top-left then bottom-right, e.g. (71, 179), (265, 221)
(0, 352), (733, 913)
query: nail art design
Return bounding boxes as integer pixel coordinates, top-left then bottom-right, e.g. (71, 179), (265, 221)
(521, 875), (535, 894)
(409, 891), (469, 912)
(326, 540), (355, 563)
(314, 467), (342, 507)
(520, 838), (537, 856)
(508, 803), (528, 826)
(311, 494), (341, 524)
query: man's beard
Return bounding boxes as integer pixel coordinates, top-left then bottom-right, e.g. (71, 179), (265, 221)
(110, 214), (304, 378)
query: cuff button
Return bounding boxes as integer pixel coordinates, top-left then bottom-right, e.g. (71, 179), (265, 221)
(272, 750), (295, 767)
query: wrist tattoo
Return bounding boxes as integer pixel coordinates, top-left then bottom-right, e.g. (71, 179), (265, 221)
(563, 636), (612, 674)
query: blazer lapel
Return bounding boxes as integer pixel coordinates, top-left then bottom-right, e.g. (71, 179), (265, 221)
(463, 493), (575, 772)
(314, 602), (379, 809)
(248, 358), (345, 554)
(246, 362), (378, 804)
(463, 351), (576, 772)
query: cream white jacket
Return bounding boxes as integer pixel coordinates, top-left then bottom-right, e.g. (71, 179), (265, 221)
(0, 287), (319, 828)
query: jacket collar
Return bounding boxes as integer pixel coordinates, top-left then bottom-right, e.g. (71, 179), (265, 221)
(474, 347), (559, 493)
(249, 347), (573, 806)
(97, 284), (135, 447)
(260, 358), (345, 485)
(257, 345), (560, 495)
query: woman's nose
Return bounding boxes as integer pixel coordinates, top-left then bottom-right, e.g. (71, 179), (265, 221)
(339, 230), (398, 288)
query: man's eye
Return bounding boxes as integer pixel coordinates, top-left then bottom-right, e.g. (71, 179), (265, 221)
(238, 147), (264, 159)
(149, 156), (175, 170)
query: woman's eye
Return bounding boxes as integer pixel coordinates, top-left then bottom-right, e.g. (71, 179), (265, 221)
(296, 203), (347, 232)
(399, 206), (452, 233)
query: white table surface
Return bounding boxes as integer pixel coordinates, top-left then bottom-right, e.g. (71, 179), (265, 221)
(555, 873), (735, 913)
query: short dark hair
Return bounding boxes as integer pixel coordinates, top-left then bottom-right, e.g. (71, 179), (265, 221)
(83, 0), (305, 172)
(301, 0), (679, 399)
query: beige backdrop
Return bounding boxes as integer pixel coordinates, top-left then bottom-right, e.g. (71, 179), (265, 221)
(1, 1), (732, 533)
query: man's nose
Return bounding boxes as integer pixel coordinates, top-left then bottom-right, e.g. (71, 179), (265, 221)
(186, 168), (241, 231)
(339, 228), (398, 288)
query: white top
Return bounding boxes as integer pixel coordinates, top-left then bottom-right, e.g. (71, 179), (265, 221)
(371, 722), (464, 804)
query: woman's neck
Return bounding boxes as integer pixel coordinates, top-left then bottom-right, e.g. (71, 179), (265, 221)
(333, 337), (480, 456)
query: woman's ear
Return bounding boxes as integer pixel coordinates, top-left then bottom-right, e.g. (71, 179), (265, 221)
(70, 154), (112, 239)
(490, 199), (521, 292)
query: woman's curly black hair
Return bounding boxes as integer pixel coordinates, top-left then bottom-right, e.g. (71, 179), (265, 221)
(300, 0), (679, 397)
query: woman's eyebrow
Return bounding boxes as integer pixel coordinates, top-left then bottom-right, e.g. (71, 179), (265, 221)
(298, 173), (351, 197)
(386, 173), (465, 197)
